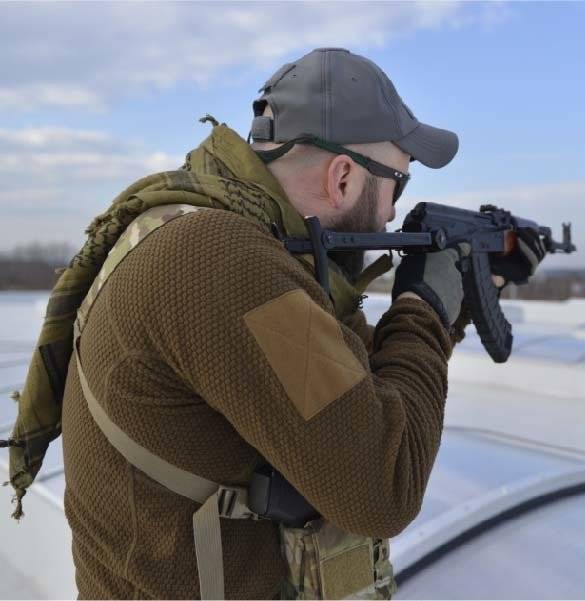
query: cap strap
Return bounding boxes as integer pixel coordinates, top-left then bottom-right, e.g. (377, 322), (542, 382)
(253, 134), (370, 165)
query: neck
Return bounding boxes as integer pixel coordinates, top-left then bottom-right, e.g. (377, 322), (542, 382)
(270, 169), (336, 227)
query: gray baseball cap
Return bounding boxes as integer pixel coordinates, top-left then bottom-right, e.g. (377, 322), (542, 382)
(251, 48), (458, 169)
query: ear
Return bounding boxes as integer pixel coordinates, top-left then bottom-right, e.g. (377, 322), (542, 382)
(324, 154), (356, 210)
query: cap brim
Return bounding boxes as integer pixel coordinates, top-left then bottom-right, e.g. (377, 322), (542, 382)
(394, 122), (459, 169)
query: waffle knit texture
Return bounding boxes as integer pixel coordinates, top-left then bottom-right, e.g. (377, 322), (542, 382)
(61, 122), (457, 600)
(9, 117), (353, 513)
(63, 210), (453, 599)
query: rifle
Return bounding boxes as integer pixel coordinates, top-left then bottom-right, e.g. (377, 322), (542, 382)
(276, 202), (576, 363)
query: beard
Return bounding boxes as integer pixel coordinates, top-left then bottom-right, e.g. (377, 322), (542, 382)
(327, 174), (380, 284)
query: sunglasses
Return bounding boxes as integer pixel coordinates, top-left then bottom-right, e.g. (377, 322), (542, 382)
(255, 134), (411, 205)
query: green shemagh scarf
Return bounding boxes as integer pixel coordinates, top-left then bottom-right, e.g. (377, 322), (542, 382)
(3, 118), (391, 519)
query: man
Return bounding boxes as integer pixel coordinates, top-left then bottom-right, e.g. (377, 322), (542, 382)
(59, 48), (542, 599)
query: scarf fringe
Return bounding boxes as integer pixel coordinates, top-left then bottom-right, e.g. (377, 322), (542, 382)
(10, 489), (26, 521)
(85, 197), (145, 238)
(4, 474), (28, 520)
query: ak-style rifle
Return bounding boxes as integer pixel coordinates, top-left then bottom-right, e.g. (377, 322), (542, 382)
(276, 202), (576, 363)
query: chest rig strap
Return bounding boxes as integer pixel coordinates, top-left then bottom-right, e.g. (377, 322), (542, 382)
(73, 204), (258, 600)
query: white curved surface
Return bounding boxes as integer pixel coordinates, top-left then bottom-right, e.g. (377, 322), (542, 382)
(1, 291), (585, 599)
(394, 491), (585, 599)
(392, 465), (585, 575)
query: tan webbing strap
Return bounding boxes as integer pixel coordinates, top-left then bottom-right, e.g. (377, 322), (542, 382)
(74, 340), (218, 503)
(71, 205), (258, 599)
(353, 253), (393, 295)
(194, 492), (225, 600)
(73, 333), (257, 599)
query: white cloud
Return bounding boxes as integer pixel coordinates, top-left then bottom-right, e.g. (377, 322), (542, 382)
(0, 187), (65, 208)
(0, 84), (105, 111)
(0, 151), (181, 180)
(0, 125), (181, 178)
(0, 1), (507, 111)
(0, 124), (185, 250)
(0, 127), (113, 148)
(0, 120), (190, 255)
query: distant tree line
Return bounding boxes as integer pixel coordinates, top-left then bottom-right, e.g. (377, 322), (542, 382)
(500, 270), (585, 301)
(0, 242), (76, 290)
(367, 266), (585, 301)
(1, 242), (584, 300)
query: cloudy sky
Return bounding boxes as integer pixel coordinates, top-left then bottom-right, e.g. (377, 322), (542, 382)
(1, 1), (584, 268)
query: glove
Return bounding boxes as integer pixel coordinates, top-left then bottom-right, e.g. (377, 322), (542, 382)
(489, 228), (546, 286)
(392, 244), (470, 328)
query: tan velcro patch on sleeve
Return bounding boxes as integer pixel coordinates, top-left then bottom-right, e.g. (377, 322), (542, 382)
(244, 289), (366, 421)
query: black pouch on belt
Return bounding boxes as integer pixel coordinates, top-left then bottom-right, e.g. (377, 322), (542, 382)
(248, 464), (320, 527)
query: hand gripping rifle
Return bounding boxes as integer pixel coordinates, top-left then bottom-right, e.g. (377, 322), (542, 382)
(276, 202), (576, 363)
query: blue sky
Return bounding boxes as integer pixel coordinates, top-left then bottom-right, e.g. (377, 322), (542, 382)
(1, 1), (584, 268)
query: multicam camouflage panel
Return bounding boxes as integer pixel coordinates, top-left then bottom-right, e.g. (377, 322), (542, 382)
(280, 520), (397, 600)
(76, 204), (203, 334)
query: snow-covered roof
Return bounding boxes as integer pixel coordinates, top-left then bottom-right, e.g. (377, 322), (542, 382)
(1, 292), (584, 599)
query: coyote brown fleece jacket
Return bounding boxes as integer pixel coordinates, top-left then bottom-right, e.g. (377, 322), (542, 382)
(62, 208), (454, 600)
